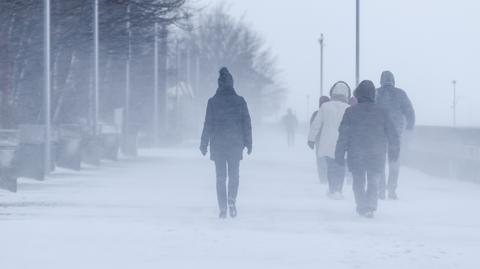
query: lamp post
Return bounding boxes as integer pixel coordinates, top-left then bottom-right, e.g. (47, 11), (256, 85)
(319, 34), (325, 96)
(153, 22), (159, 146)
(93, 0), (99, 134)
(44, 0), (51, 175)
(125, 4), (132, 134)
(306, 95), (311, 122)
(452, 80), (457, 127)
(355, 0), (360, 87)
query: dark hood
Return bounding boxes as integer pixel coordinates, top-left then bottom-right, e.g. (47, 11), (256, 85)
(354, 80), (376, 103)
(215, 67), (236, 96)
(380, 71), (395, 87)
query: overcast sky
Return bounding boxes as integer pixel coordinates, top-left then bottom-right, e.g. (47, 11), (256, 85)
(204, 0), (480, 126)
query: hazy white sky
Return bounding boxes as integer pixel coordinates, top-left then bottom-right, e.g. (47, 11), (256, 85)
(204, 0), (480, 126)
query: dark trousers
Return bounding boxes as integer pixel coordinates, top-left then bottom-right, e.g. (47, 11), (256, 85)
(380, 133), (404, 194)
(379, 160), (400, 194)
(215, 158), (240, 211)
(325, 157), (345, 193)
(352, 169), (380, 213)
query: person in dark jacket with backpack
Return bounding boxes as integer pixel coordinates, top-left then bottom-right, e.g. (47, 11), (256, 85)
(200, 67), (253, 219)
(376, 71), (415, 200)
(336, 80), (400, 218)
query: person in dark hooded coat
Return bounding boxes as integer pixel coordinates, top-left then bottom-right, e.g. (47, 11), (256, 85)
(376, 71), (415, 200)
(335, 80), (400, 218)
(200, 67), (252, 219)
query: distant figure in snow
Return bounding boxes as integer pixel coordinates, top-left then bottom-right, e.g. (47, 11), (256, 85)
(282, 109), (298, 147)
(308, 82), (351, 199)
(376, 71), (415, 200)
(309, 96), (330, 184)
(200, 67), (253, 219)
(335, 80), (400, 218)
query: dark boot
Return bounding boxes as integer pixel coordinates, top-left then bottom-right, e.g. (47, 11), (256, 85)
(388, 190), (398, 200)
(229, 203), (237, 218)
(378, 191), (386, 200)
(356, 208), (366, 216)
(219, 210), (227, 219)
(362, 211), (375, 219)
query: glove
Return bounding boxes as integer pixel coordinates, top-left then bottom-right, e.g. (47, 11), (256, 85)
(335, 156), (346, 166)
(199, 145), (207, 156)
(388, 149), (399, 163)
(307, 141), (315, 150)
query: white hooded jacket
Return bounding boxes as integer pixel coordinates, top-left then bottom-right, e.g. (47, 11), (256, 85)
(308, 81), (351, 159)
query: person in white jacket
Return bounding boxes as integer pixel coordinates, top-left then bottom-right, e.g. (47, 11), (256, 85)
(308, 81), (351, 199)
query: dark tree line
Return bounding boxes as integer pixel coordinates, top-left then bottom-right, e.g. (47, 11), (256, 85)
(0, 0), (190, 130)
(0, 1), (284, 141)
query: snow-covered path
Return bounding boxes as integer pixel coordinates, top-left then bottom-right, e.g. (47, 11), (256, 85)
(1, 136), (479, 269)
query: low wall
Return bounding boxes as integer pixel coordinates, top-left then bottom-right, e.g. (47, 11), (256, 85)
(404, 126), (480, 183)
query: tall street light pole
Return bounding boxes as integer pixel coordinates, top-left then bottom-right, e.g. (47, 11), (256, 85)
(125, 4), (132, 133)
(452, 80), (457, 127)
(153, 22), (159, 146)
(319, 34), (325, 96)
(355, 0), (360, 87)
(93, 0), (99, 134)
(44, 0), (51, 175)
(306, 95), (311, 122)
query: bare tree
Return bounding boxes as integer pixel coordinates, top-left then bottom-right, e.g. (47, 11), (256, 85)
(185, 4), (285, 122)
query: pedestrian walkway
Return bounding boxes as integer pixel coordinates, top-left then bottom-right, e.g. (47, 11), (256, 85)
(0, 137), (479, 269)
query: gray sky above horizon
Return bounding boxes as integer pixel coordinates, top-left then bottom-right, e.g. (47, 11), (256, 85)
(204, 0), (480, 126)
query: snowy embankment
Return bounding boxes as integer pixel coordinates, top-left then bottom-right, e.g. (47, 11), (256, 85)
(0, 134), (479, 269)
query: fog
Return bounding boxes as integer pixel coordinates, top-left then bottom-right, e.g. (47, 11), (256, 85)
(1, 1), (480, 269)
(207, 0), (480, 126)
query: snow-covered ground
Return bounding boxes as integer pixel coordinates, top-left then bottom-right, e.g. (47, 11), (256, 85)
(1, 134), (479, 269)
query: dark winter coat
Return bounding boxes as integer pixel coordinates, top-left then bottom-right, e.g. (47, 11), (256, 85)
(335, 80), (400, 173)
(200, 68), (252, 161)
(376, 71), (415, 134)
